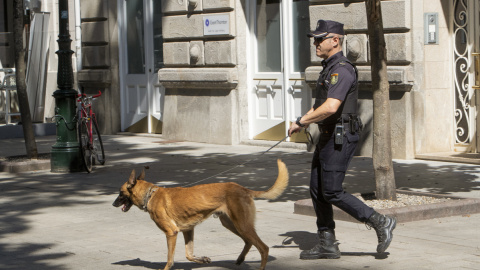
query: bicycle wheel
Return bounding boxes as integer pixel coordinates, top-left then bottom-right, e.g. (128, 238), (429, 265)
(91, 115), (105, 165)
(77, 110), (93, 173)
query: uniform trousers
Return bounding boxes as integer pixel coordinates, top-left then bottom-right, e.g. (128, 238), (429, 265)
(310, 126), (374, 231)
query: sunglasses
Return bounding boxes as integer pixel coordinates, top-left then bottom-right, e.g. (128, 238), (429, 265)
(314, 36), (335, 44)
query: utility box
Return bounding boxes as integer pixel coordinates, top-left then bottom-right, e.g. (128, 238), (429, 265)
(424, 13), (439, 45)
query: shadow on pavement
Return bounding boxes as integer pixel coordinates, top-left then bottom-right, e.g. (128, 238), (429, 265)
(275, 231), (389, 260)
(1, 135), (480, 269)
(341, 251), (390, 260)
(112, 257), (266, 270)
(275, 231), (318, 251)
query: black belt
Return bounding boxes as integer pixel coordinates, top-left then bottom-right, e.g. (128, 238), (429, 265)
(318, 123), (353, 134)
(318, 124), (336, 134)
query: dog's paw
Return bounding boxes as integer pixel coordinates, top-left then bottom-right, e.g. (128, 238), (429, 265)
(235, 256), (245, 265)
(194, 256), (211, 264)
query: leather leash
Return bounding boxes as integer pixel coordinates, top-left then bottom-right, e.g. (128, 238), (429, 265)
(181, 135), (290, 187)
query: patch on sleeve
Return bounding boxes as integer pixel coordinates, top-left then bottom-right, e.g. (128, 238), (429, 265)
(330, 73), (339, 85)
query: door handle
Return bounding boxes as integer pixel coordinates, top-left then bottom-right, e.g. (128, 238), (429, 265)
(288, 85), (295, 95)
(253, 85), (275, 97)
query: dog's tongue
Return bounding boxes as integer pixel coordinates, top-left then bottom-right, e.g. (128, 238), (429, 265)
(122, 204), (126, 212)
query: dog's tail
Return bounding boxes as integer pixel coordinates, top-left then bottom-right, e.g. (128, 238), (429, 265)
(252, 159), (289, 200)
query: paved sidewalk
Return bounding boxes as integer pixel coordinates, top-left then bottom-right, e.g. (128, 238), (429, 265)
(0, 135), (479, 269)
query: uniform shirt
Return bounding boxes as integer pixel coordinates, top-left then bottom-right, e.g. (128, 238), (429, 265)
(314, 51), (357, 125)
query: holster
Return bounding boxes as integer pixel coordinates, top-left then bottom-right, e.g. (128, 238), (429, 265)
(348, 115), (363, 133)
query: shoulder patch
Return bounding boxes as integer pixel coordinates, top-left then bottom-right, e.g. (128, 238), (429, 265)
(331, 73), (339, 85)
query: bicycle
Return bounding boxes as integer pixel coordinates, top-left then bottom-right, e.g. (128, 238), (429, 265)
(77, 90), (105, 173)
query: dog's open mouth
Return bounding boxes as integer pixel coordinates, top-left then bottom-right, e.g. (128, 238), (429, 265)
(113, 196), (133, 212)
(121, 201), (133, 212)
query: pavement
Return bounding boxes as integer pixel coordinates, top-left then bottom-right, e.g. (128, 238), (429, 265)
(1, 134), (480, 270)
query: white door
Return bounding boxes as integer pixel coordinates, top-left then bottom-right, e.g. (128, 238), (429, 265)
(249, 0), (311, 142)
(119, 0), (164, 133)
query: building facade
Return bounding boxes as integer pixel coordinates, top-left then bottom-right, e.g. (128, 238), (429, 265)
(1, 0), (479, 159)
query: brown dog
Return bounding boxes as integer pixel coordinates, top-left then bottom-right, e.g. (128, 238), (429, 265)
(112, 159), (288, 270)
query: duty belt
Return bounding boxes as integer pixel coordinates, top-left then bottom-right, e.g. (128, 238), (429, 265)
(319, 117), (362, 134)
(318, 124), (336, 134)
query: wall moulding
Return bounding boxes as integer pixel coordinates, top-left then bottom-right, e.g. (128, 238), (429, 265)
(158, 68), (238, 89)
(77, 70), (112, 87)
(305, 66), (413, 92)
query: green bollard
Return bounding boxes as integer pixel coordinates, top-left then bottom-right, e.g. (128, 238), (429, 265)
(51, 89), (83, 173)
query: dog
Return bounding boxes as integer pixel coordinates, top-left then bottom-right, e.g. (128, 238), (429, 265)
(112, 159), (288, 270)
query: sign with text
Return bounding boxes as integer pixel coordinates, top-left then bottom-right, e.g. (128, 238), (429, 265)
(203, 15), (229, 36)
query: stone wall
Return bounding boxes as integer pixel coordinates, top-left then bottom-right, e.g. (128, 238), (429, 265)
(414, 0), (454, 154)
(78, 0), (121, 135)
(159, 0), (242, 144)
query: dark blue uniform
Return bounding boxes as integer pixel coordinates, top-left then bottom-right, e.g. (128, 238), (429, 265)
(310, 51), (374, 231)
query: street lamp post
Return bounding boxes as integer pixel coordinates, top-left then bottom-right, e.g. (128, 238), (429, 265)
(50, 0), (83, 172)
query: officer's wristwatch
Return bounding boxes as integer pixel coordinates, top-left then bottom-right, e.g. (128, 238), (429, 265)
(296, 117), (306, 127)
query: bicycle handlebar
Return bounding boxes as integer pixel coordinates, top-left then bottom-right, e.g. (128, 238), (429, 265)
(78, 90), (102, 99)
(93, 91), (102, 98)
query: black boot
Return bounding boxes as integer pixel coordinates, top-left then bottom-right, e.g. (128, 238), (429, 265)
(366, 211), (397, 253)
(300, 230), (341, 260)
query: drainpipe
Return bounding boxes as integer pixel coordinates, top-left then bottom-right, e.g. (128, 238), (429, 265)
(74, 0), (82, 72)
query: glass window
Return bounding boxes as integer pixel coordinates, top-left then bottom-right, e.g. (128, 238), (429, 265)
(0, 0), (14, 68)
(0, 0), (7, 32)
(126, 0), (145, 74)
(153, 0), (163, 72)
(256, 0), (281, 72)
(292, 0), (310, 72)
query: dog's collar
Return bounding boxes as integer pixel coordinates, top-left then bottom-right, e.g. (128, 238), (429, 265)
(142, 186), (158, 212)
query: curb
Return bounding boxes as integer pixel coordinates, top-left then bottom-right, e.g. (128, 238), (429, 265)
(416, 153), (480, 165)
(294, 190), (480, 223)
(0, 159), (50, 173)
(241, 139), (309, 151)
(0, 123), (56, 139)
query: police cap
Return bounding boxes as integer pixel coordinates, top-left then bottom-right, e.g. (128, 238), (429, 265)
(308, 20), (345, 38)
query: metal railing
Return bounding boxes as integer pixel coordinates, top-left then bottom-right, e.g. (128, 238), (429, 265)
(0, 68), (20, 124)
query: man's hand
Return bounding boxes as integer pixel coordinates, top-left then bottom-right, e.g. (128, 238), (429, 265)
(288, 122), (303, 137)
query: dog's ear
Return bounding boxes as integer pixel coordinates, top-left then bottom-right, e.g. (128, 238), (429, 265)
(137, 169), (145, 180)
(127, 169), (137, 189)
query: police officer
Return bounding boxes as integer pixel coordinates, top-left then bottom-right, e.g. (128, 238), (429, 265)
(288, 20), (396, 259)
